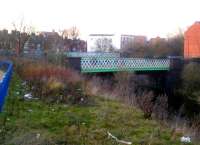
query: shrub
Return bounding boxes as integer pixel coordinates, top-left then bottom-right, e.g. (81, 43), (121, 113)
(46, 52), (66, 66)
(114, 72), (133, 98)
(113, 72), (137, 104)
(136, 91), (154, 119)
(191, 115), (200, 139)
(152, 94), (169, 120)
(182, 62), (200, 102)
(180, 62), (200, 116)
(91, 72), (156, 119)
(14, 59), (91, 105)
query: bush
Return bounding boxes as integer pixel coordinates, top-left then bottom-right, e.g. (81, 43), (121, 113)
(182, 62), (200, 102)
(191, 115), (200, 139)
(114, 72), (170, 119)
(114, 72), (134, 101)
(136, 91), (154, 119)
(14, 59), (91, 105)
(46, 52), (66, 66)
(180, 62), (200, 116)
(152, 94), (168, 120)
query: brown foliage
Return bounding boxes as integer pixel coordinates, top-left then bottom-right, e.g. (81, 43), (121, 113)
(191, 115), (200, 138)
(15, 59), (90, 104)
(153, 94), (168, 120)
(136, 91), (154, 119)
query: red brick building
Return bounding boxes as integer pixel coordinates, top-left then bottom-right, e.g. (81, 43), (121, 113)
(149, 37), (166, 46)
(63, 39), (87, 52)
(184, 22), (200, 58)
(133, 35), (147, 46)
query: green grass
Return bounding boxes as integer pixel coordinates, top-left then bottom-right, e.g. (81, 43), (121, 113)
(0, 74), (196, 145)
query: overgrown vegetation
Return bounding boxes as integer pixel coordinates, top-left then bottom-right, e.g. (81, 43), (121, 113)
(88, 71), (200, 141)
(13, 59), (91, 105)
(181, 62), (200, 103)
(0, 74), (195, 145)
(88, 73), (168, 120)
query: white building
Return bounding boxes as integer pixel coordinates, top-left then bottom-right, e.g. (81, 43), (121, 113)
(87, 34), (120, 52)
(120, 35), (135, 50)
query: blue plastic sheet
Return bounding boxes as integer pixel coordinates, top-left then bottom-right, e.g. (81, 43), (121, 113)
(0, 61), (13, 112)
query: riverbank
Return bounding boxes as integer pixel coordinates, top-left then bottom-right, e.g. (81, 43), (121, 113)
(0, 74), (196, 145)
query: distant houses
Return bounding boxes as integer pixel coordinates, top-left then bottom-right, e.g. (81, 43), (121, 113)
(0, 28), (171, 55)
(0, 27), (185, 58)
(149, 37), (166, 46)
(120, 35), (167, 49)
(63, 39), (87, 52)
(120, 35), (147, 50)
(22, 31), (87, 57)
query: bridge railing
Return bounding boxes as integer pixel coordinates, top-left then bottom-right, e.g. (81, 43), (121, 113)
(0, 61), (13, 112)
(81, 57), (170, 73)
(66, 52), (120, 58)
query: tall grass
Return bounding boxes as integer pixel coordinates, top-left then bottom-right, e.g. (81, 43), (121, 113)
(87, 72), (200, 142)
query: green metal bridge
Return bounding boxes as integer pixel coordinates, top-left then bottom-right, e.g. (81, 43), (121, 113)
(66, 52), (170, 73)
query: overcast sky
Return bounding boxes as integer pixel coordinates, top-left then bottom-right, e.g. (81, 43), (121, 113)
(0, 0), (200, 39)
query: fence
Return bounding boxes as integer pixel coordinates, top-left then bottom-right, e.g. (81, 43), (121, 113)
(0, 61), (13, 112)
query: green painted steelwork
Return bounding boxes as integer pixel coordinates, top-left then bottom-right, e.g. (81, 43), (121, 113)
(66, 52), (120, 58)
(81, 57), (170, 73)
(81, 68), (169, 73)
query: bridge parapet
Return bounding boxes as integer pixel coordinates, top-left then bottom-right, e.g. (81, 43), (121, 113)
(66, 52), (120, 58)
(81, 57), (170, 73)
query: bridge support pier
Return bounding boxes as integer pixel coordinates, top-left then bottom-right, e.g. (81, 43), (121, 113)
(164, 58), (184, 110)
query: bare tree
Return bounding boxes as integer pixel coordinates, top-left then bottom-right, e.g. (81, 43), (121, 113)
(167, 32), (184, 56)
(93, 38), (115, 52)
(12, 17), (30, 55)
(59, 29), (69, 39)
(60, 26), (80, 40)
(69, 26), (79, 40)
